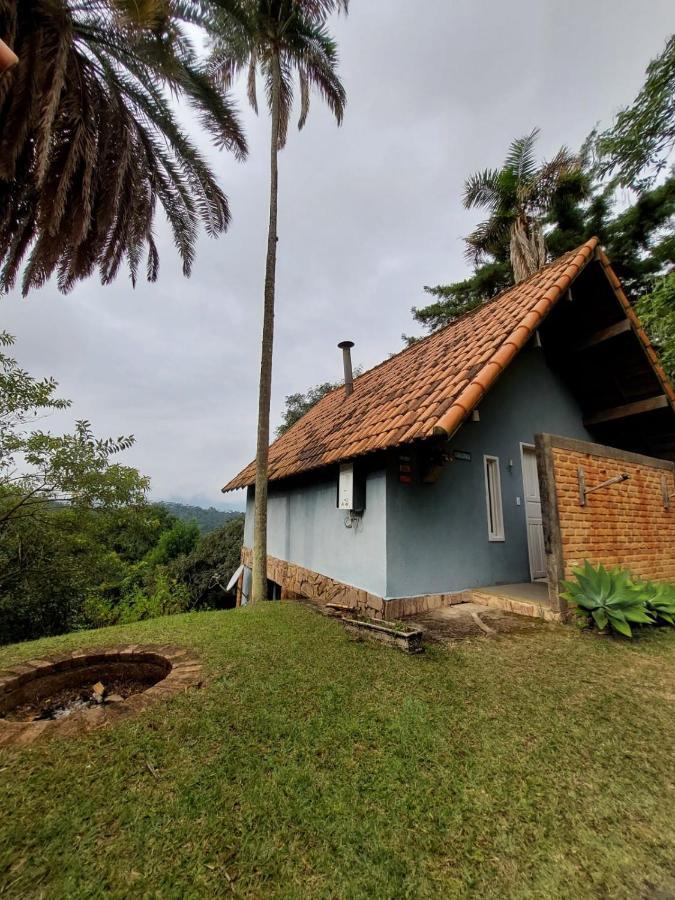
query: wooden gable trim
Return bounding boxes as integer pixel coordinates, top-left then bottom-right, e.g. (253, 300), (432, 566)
(572, 318), (631, 352)
(595, 249), (675, 414)
(583, 395), (669, 427)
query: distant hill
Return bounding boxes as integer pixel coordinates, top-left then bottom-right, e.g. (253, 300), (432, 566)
(158, 502), (244, 534)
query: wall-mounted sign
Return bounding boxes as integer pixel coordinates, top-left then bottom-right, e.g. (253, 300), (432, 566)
(453, 450), (472, 462)
(398, 454), (413, 484)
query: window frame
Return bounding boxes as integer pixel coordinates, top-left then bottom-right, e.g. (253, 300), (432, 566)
(483, 454), (505, 542)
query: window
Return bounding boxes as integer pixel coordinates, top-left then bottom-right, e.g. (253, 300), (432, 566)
(484, 455), (505, 541)
(266, 579), (282, 601)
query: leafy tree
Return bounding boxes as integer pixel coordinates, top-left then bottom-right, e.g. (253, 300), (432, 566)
(0, 334), (157, 642)
(277, 381), (340, 436)
(276, 367), (362, 435)
(595, 35), (675, 189)
(0, 505), (128, 643)
(170, 515), (244, 608)
(407, 260), (512, 339)
(463, 128), (583, 283)
(0, 332), (148, 534)
(145, 519), (200, 566)
(601, 175), (675, 297)
(0, 0), (247, 295)
(411, 168), (674, 339)
(209, 0), (348, 603)
(158, 501), (241, 533)
(96, 503), (178, 563)
(636, 273), (675, 382)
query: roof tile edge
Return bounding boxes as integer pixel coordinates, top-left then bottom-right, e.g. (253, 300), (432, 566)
(432, 237), (600, 438)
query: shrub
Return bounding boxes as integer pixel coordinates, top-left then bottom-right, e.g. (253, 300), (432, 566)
(145, 520), (200, 567)
(643, 581), (675, 626)
(560, 561), (654, 637)
(81, 572), (192, 628)
(170, 516), (244, 609)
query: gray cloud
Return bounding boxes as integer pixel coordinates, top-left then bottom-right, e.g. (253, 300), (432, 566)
(2, 0), (673, 508)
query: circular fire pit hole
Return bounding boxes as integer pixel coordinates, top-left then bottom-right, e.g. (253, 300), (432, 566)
(0, 646), (202, 747)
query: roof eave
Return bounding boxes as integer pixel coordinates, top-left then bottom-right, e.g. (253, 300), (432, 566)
(431, 238), (600, 439)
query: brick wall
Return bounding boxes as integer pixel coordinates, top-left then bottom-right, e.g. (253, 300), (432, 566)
(540, 436), (675, 584)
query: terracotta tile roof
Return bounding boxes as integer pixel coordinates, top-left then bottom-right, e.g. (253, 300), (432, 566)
(224, 238), (603, 491)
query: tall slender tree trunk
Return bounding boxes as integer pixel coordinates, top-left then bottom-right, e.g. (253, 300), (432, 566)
(251, 53), (281, 604)
(510, 215), (547, 283)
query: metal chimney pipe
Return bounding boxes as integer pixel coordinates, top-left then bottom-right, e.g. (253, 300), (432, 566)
(338, 340), (355, 397)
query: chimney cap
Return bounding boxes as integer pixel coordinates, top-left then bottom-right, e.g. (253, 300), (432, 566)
(337, 340), (354, 349)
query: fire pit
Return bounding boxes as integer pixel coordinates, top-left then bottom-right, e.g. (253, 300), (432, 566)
(0, 645), (202, 747)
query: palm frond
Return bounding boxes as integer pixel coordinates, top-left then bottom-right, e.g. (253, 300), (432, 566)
(463, 169), (501, 211)
(530, 146), (581, 210)
(298, 65), (309, 129)
(0, 0), (246, 295)
(504, 128), (540, 184)
(247, 47), (258, 114)
(293, 1), (349, 22)
(209, 0), (346, 137)
(464, 217), (511, 264)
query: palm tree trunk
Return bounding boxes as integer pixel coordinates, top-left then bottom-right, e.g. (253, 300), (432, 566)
(510, 216), (547, 283)
(251, 53), (281, 604)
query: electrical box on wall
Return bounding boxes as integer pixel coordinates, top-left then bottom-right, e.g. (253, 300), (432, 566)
(337, 462), (366, 511)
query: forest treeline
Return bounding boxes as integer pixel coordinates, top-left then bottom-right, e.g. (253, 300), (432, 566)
(0, 333), (244, 645)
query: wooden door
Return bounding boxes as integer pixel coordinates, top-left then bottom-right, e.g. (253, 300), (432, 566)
(522, 446), (546, 580)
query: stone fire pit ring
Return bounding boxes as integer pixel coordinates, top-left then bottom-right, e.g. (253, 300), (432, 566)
(0, 645), (202, 747)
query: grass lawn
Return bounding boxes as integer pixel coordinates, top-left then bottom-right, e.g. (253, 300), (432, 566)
(1, 603), (674, 899)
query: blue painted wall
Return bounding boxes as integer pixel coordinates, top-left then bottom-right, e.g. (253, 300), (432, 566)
(244, 470), (387, 597)
(385, 345), (593, 597)
(242, 344), (591, 600)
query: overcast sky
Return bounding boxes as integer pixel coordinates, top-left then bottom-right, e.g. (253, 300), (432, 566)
(2, 0), (674, 509)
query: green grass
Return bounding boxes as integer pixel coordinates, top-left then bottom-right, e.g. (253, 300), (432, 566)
(1, 603), (674, 899)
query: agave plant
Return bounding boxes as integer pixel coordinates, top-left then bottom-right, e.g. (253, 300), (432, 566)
(643, 581), (675, 626)
(560, 561), (653, 638)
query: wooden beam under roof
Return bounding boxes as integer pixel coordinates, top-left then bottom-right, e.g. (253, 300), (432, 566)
(584, 394), (669, 426)
(573, 318), (631, 352)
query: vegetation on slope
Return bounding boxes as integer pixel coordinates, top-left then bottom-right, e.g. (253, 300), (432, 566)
(0, 603), (673, 898)
(0, 335), (244, 644)
(158, 501), (242, 534)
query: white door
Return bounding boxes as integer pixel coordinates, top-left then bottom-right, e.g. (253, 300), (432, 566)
(522, 446), (546, 581)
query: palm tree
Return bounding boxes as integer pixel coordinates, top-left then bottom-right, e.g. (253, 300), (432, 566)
(209, 0), (348, 604)
(463, 129), (582, 283)
(0, 0), (247, 295)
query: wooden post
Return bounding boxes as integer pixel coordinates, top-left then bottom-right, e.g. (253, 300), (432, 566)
(535, 434), (567, 620)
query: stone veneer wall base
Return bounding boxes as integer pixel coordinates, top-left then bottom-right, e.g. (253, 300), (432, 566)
(241, 548), (489, 620)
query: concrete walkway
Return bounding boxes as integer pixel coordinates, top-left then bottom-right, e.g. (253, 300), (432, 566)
(410, 601), (545, 644)
(476, 582), (549, 603)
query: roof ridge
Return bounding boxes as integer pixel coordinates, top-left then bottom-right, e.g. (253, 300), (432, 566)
(340, 241), (597, 393)
(223, 237), (602, 491)
(433, 237), (599, 437)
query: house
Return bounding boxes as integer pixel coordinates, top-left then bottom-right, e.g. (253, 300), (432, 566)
(223, 239), (675, 621)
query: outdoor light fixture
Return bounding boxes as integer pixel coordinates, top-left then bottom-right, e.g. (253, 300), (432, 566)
(0, 39), (18, 73)
(578, 468), (630, 506)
